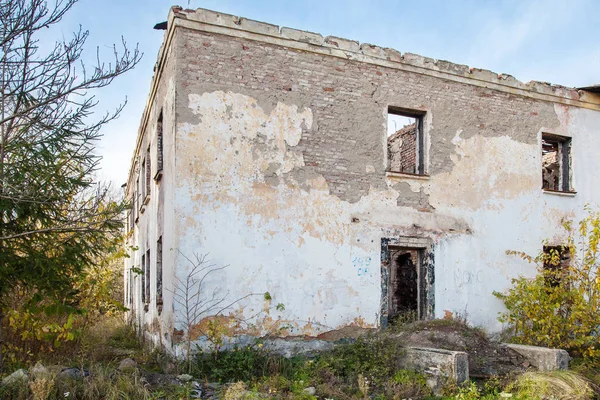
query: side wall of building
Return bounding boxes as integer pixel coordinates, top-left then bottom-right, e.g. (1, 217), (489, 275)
(124, 32), (180, 349)
(168, 26), (600, 339)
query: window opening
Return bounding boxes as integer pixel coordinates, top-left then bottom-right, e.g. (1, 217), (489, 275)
(387, 107), (424, 175)
(542, 133), (571, 192)
(145, 146), (151, 201)
(134, 179), (139, 222)
(155, 111), (163, 181)
(156, 236), (163, 314)
(141, 159), (146, 200)
(543, 245), (570, 287)
(145, 248), (151, 310)
(128, 268), (133, 307)
(140, 253), (146, 304)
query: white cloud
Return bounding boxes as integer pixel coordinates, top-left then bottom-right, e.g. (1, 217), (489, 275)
(467, 0), (584, 64)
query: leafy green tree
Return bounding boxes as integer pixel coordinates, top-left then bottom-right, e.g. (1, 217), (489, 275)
(0, 0), (141, 369)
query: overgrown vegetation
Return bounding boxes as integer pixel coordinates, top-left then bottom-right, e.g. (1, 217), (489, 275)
(496, 207), (600, 361)
(3, 315), (600, 399)
(0, 0), (140, 371)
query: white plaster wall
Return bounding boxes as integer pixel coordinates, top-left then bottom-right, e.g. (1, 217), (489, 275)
(168, 90), (600, 338)
(124, 70), (178, 347)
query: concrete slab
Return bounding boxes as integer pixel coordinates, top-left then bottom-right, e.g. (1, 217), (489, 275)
(398, 347), (469, 394)
(504, 343), (569, 371)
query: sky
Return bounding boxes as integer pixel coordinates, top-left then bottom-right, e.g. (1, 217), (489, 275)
(48, 0), (600, 186)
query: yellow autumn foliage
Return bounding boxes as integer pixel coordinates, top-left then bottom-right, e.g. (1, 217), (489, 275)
(496, 206), (600, 361)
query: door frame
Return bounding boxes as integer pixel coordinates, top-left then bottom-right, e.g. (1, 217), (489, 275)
(380, 237), (434, 328)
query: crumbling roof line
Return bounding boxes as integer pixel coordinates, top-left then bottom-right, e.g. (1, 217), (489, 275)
(125, 6), (600, 193)
(171, 7), (599, 109)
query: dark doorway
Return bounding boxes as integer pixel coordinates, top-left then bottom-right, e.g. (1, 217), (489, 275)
(388, 248), (420, 322)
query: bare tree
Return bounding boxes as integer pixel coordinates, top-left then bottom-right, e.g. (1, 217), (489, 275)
(170, 252), (267, 373)
(0, 0), (141, 370)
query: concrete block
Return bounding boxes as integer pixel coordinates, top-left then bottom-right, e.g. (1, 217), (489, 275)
(179, 8), (240, 29)
(505, 343), (569, 371)
(399, 347), (469, 383)
(498, 73), (523, 88)
(469, 68), (499, 82)
(324, 36), (360, 52)
(263, 337), (334, 358)
(179, 8), (279, 37)
(435, 60), (469, 75)
(360, 43), (386, 59)
(280, 27), (324, 46)
(384, 47), (403, 63)
(236, 17), (280, 36)
(402, 52), (435, 68)
(526, 81), (554, 96)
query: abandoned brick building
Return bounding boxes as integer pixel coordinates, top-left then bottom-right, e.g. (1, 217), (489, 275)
(123, 6), (600, 351)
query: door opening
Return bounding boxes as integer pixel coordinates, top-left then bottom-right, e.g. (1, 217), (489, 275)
(381, 237), (434, 328)
(388, 247), (421, 322)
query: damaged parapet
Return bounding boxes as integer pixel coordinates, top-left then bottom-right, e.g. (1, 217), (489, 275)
(505, 344), (569, 371)
(167, 6), (599, 108)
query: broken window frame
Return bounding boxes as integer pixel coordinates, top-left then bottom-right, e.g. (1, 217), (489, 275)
(387, 107), (426, 176)
(154, 110), (164, 182)
(141, 252), (146, 304)
(134, 179), (139, 223)
(144, 248), (151, 311)
(542, 133), (572, 193)
(128, 190), (135, 230)
(145, 145), (151, 204)
(128, 268), (133, 307)
(542, 245), (570, 288)
(156, 236), (163, 314)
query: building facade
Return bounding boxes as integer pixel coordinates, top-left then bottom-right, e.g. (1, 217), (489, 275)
(124, 6), (600, 352)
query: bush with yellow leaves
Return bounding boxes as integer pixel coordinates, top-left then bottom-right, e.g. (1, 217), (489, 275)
(495, 206), (600, 361)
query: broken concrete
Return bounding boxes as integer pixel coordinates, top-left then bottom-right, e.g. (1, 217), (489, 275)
(505, 343), (569, 371)
(399, 347), (468, 394)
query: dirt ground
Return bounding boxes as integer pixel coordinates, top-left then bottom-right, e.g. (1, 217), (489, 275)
(392, 319), (530, 377)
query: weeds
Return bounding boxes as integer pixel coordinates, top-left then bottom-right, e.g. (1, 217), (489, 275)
(507, 371), (599, 400)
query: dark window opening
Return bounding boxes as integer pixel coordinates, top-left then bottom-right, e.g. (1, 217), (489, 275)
(134, 178), (139, 222)
(156, 236), (163, 314)
(138, 162), (145, 212)
(388, 247), (424, 322)
(387, 107), (425, 175)
(155, 111), (163, 181)
(140, 253), (146, 304)
(141, 159), (145, 199)
(128, 268), (133, 307)
(543, 245), (570, 287)
(542, 133), (571, 192)
(145, 146), (151, 201)
(145, 248), (151, 310)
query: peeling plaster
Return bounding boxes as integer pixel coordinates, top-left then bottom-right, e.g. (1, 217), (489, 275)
(172, 91), (468, 336)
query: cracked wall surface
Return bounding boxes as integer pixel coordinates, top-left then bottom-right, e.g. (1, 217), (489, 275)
(125, 7), (600, 349)
(169, 25), (600, 337)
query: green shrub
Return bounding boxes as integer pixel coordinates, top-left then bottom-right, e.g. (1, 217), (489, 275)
(382, 369), (432, 399)
(311, 333), (403, 386)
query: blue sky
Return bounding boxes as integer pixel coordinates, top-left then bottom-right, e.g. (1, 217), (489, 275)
(50, 0), (600, 185)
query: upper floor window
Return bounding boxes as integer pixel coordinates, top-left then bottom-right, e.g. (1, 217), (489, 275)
(145, 145), (151, 202)
(542, 133), (572, 192)
(387, 107), (425, 175)
(155, 110), (163, 181)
